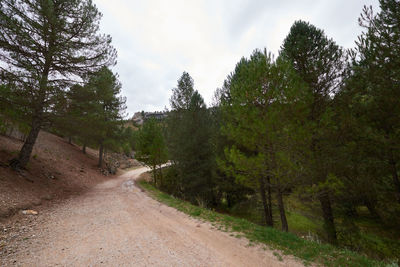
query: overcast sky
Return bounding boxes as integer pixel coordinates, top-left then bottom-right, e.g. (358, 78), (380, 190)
(94, 0), (380, 117)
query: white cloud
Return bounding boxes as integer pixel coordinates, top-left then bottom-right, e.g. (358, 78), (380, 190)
(94, 0), (380, 117)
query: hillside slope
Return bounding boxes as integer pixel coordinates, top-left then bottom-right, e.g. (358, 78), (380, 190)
(0, 131), (111, 218)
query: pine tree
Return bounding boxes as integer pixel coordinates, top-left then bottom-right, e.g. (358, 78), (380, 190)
(280, 21), (345, 244)
(219, 50), (311, 230)
(85, 67), (126, 167)
(170, 72), (195, 110)
(0, 82), (30, 137)
(166, 72), (215, 205)
(135, 119), (168, 186)
(355, 0), (400, 203)
(0, 0), (116, 169)
(54, 84), (99, 151)
(210, 93), (254, 209)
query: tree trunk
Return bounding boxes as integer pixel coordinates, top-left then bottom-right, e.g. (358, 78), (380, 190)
(7, 126), (14, 137)
(152, 163), (157, 186)
(68, 136), (72, 144)
(227, 194), (233, 208)
(10, 34), (52, 170)
(364, 198), (380, 219)
(159, 164), (163, 187)
(319, 191), (337, 244)
(98, 142), (104, 168)
(10, 118), (41, 170)
(343, 202), (358, 218)
(389, 149), (400, 203)
(82, 143), (86, 154)
(259, 177), (273, 227)
(267, 176), (273, 224)
(277, 189), (288, 232)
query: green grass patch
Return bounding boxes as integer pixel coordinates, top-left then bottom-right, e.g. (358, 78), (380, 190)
(137, 180), (390, 267)
(286, 210), (323, 236)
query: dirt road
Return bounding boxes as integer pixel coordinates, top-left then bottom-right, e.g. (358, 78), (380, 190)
(4, 167), (302, 266)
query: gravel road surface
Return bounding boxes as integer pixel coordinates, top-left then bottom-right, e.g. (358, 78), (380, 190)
(4, 167), (302, 266)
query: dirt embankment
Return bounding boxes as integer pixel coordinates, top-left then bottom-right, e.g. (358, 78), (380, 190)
(0, 131), (111, 218)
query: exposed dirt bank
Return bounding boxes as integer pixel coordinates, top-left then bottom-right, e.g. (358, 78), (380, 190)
(0, 131), (111, 219)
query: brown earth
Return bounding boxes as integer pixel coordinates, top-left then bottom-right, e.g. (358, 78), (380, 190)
(0, 131), (112, 219)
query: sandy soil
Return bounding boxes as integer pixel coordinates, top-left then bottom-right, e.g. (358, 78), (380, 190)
(1, 167), (303, 267)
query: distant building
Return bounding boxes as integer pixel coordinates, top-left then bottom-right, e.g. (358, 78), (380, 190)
(144, 112), (167, 121)
(131, 111), (167, 126)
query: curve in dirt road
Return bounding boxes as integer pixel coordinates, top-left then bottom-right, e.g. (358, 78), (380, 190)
(5, 167), (303, 266)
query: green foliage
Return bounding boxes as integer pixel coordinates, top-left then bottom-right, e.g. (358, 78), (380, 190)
(0, 83), (30, 138)
(285, 211), (322, 236)
(0, 0), (116, 168)
(280, 20), (345, 97)
(51, 66), (126, 167)
(280, 19), (346, 244)
(87, 67), (127, 145)
(160, 166), (181, 197)
(218, 49), (312, 229)
(328, 0), (400, 245)
(158, 3), (400, 261)
(169, 72), (195, 110)
(351, 0), (400, 204)
(166, 72), (215, 205)
(135, 119), (167, 185)
(158, 8), (400, 259)
(122, 126), (138, 152)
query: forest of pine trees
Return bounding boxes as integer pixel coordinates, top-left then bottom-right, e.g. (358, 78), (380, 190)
(135, 0), (400, 260)
(0, 0), (129, 170)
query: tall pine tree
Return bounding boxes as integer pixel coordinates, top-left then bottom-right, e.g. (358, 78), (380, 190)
(86, 67), (126, 167)
(0, 0), (116, 169)
(166, 72), (215, 205)
(354, 0), (400, 203)
(219, 50), (311, 230)
(280, 21), (346, 244)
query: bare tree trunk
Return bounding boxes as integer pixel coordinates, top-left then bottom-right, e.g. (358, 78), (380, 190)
(153, 163), (157, 186)
(98, 142), (104, 168)
(267, 176), (273, 224)
(68, 136), (72, 144)
(259, 177), (273, 227)
(364, 198), (380, 219)
(7, 126), (14, 137)
(277, 189), (288, 232)
(159, 164), (163, 187)
(10, 118), (41, 170)
(389, 149), (400, 203)
(10, 36), (52, 170)
(82, 143), (86, 154)
(319, 191), (337, 244)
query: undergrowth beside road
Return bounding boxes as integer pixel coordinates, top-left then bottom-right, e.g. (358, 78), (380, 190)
(137, 179), (392, 267)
